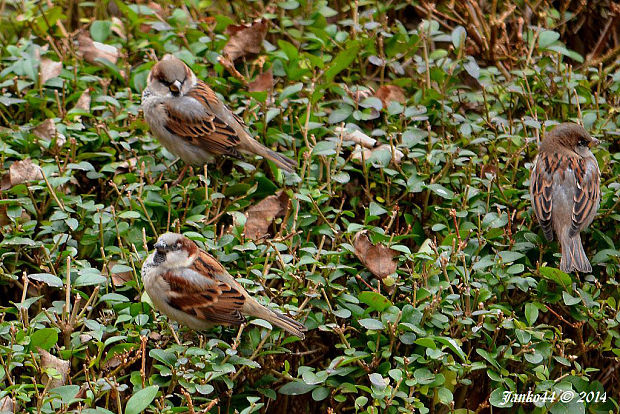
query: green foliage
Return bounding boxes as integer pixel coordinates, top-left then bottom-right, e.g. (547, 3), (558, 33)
(0, 0), (619, 413)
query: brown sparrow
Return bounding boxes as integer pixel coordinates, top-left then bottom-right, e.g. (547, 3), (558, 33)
(529, 123), (600, 273)
(141, 232), (306, 338)
(141, 54), (295, 172)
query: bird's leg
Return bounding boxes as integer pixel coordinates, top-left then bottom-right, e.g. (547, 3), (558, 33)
(168, 321), (182, 345)
(171, 164), (190, 186)
(232, 323), (246, 350)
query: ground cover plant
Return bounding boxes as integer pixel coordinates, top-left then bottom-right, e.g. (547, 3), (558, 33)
(0, 0), (619, 413)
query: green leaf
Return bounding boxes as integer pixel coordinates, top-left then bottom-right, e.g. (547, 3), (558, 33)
(498, 251), (524, 263)
(278, 381), (316, 395)
(324, 40), (362, 83)
(149, 349), (176, 367)
(125, 385), (159, 414)
(562, 291), (581, 306)
(279, 82), (303, 100)
(538, 30), (560, 48)
(50, 385), (80, 404)
(433, 336), (467, 362)
(358, 318), (384, 330)
(413, 368), (435, 384)
(451, 26), (466, 49)
(437, 387), (453, 405)
(29, 273), (63, 287)
(525, 303), (539, 326)
(90, 21), (112, 42)
(368, 373), (388, 389)
(539, 266), (572, 287)
(31, 328), (58, 351)
(358, 291), (392, 312)
(414, 337), (436, 349)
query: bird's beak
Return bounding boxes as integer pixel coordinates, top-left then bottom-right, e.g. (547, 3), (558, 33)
(589, 137), (600, 147)
(169, 80), (181, 94)
(154, 240), (168, 252)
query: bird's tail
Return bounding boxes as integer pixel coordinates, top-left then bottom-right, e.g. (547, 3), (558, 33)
(243, 139), (296, 172)
(560, 234), (592, 273)
(245, 300), (306, 339)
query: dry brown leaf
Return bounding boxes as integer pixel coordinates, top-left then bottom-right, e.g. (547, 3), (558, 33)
(3, 159), (43, 189)
(244, 190), (289, 240)
(110, 16), (126, 40)
(103, 261), (133, 286)
(74, 89), (91, 111)
(0, 396), (15, 413)
(248, 69), (273, 92)
(480, 164), (498, 179)
(39, 348), (70, 388)
(374, 85), (406, 109)
(353, 231), (398, 279)
(39, 58), (62, 84)
(78, 33), (119, 65)
(223, 20), (268, 61)
(335, 127), (376, 148)
(33, 119), (56, 140)
(114, 157), (138, 174)
(33, 119), (66, 148)
(0, 205), (31, 225)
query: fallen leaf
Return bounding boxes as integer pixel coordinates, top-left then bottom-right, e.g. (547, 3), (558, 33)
(78, 33), (119, 65)
(351, 144), (404, 165)
(103, 261), (133, 286)
(374, 85), (405, 109)
(244, 190), (289, 240)
(2, 159), (43, 190)
(114, 157), (138, 174)
(0, 396), (15, 413)
(223, 20), (268, 61)
(110, 16), (126, 40)
(74, 89), (91, 111)
(39, 58), (62, 84)
(480, 164), (498, 179)
(32, 118), (67, 148)
(353, 231), (398, 279)
(32, 119), (56, 140)
(0, 205), (31, 225)
(335, 127), (376, 148)
(39, 348), (70, 388)
(248, 69), (273, 92)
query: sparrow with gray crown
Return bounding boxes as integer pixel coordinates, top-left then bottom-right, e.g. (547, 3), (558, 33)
(141, 54), (296, 172)
(529, 123), (600, 273)
(141, 232), (306, 338)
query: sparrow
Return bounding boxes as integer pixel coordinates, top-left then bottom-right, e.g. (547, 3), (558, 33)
(529, 123), (600, 273)
(141, 232), (306, 338)
(141, 54), (296, 172)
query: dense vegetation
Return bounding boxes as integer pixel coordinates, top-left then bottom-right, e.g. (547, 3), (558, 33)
(0, 0), (619, 413)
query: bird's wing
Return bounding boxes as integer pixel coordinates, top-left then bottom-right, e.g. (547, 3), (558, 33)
(570, 156), (600, 237)
(161, 81), (245, 158)
(530, 153), (555, 241)
(161, 251), (247, 325)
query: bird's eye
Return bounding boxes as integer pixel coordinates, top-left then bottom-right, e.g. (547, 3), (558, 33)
(160, 79), (171, 87)
(578, 139), (588, 147)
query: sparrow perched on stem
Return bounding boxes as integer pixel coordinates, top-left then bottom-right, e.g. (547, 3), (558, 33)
(141, 54), (296, 172)
(529, 123), (600, 273)
(141, 232), (306, 338)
